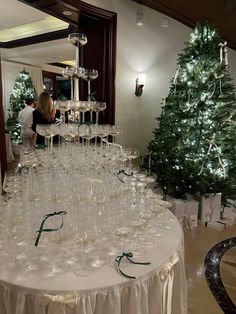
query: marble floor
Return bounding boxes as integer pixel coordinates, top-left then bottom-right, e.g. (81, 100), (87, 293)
(184, 223), (236, 314)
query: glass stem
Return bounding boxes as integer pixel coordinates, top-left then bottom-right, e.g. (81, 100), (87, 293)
(96, 112), (99, 124)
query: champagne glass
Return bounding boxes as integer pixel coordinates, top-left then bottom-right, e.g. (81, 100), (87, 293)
(110, 125), (122, 143)
(51, 228), (70, 275)
(57, 100), (71, 123)
(73, 231), (95, 276)
(90, 179), (107, 268)
(36, 124), (58, 154)
(59, 124), (78, 144)
(68, 33), (87, 47)
(82, 68), (98, 121)
(94, 102), (106, 124)
(40, 208), (70, 275)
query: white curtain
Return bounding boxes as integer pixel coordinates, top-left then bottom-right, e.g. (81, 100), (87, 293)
(1, 61), (44, 122)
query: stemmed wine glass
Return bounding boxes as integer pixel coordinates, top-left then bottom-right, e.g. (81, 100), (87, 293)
(72, 198), (95, 279)
(68, 33), (87, 47)
(79, 124), (94, 147)
(58, 124), (78, 146)
(82, 69), (98, 122)
(109, 125), (122, 143)
(89, 179), (107, 268)
(36, 124), (59, 154)
(56, 101), (71, 124)
(94, 102), (106, 124)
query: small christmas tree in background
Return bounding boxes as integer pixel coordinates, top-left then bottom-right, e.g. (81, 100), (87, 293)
(149, 22), (236, 201)
(6, 69), (38, 143)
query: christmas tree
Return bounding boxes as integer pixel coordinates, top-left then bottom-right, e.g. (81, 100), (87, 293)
(6, 69), (38, 143)
(149, 22), (236, 200)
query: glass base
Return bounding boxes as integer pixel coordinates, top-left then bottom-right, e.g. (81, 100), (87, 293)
(138, 236), (155, 247)
(131, 245), (145, 257)
(52, 260), (69, 274)
(91, 257), (106, 268)
(73, 264), (93, 277)
(26, 261), (41, 271)
(148, 228), (164, 238)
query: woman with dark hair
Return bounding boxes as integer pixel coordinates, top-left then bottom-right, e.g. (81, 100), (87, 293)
(32, 92), (60, 145)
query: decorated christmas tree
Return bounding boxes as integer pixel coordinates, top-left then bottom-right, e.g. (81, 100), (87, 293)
(149, 22), (236, 200)
(6, 69), (38, 143)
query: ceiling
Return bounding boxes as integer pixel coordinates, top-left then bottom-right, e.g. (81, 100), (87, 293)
(132, 0), (236, 50)
(0, 0), (75, 66)
(0, 0), (236, 67)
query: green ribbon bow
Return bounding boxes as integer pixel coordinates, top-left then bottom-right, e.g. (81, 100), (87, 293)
(115, 252), (151, 279)
(35, 210), (67, 247)
(117, 170), (133, 183)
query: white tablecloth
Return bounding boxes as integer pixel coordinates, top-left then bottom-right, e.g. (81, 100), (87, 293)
(5, 134), (14, 163)
(0, 212), (187, 314)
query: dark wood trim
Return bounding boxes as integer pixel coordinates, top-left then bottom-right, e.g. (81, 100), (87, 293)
(48, 62), (68, 68)
(66, 0), (118, 20)
(19, 0), (116, 20)
(0, 25), (77, 49)
(0, 55), (7, 184)
(130, 0), (236, 50)
(131, 0), (196, 28)
(105, 16), (117, 125)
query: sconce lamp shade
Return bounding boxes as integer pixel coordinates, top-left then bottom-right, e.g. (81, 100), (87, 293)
(136, 13), (144, 26)
(135, 74), (146, 96)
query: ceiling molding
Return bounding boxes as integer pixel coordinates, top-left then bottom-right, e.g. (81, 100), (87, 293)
(18, 0), (117, 24)
(0, 24), (76, 48)
(48, 62), (68, 68)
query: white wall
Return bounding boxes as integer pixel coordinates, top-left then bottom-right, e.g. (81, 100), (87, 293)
(84, 0), (236, 155)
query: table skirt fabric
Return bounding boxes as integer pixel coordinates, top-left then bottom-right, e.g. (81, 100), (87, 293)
(0, 247), (186, 314)
(5, 134), (14, 163)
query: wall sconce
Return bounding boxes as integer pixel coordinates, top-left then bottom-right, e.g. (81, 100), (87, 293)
(136, 13), (144, 26)
(135, 74), (146, 96)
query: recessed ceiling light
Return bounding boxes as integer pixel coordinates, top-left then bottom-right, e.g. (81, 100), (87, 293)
(63, 10), (72, 16)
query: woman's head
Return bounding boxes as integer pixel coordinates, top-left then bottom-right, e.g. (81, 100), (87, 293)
(37, 92), (53, 121)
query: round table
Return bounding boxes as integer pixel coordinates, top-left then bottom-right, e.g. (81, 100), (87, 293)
(0, 211), (186, 314)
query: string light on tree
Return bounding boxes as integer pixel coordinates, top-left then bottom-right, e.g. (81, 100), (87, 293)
(148, 21), (236, 200)
(6, 69), (38, 143)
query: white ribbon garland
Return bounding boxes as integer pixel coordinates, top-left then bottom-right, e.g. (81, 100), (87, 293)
(159, 253), (179, 314)
(219, 41), (228, 66)
(187, 91), (191, 103)
(208, 82), (216, 99)
(173, 66), (180, 94)
(40, 292), (78, 314)
(214, 73), (224, 95)
(198, 139), (226, 178)
(173, 66), (180, 84)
